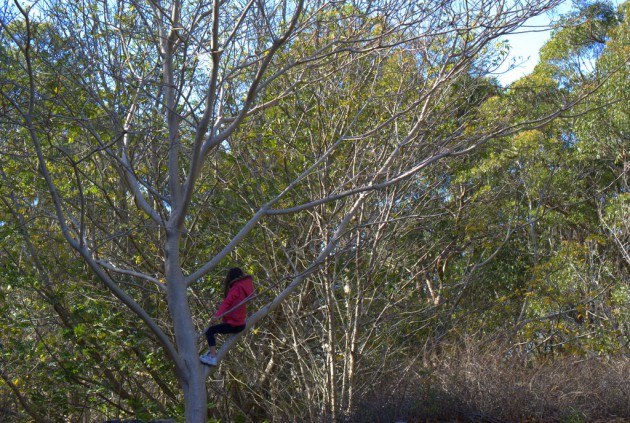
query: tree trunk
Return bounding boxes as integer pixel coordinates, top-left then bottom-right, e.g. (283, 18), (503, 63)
(165, 230), (208, 423)
(324, 270), (337, 421)
(169, 287), (208, 423)
(182, 373), (208, 423)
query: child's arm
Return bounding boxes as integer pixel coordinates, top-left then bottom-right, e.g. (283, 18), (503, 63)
(214, 287), (240, 318)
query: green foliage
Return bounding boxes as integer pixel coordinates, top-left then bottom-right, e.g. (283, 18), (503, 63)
(439, 0), (630, 356)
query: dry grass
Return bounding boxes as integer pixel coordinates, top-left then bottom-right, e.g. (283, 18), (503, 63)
(434, 346), (629, 421)
(351, 342), (630, 422)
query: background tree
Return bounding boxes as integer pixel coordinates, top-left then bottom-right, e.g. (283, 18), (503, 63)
(437, 0), (629, 356)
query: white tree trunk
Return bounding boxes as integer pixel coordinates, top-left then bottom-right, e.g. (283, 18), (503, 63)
(165, 226), (208, 422)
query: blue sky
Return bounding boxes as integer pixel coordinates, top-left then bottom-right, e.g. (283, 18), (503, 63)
(496, 3), (572, 85)
(496, 0), (623, 85)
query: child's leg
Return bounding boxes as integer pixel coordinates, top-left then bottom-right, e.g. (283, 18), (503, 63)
(205, 325), (221, 356)
(205, 323), (245, 356)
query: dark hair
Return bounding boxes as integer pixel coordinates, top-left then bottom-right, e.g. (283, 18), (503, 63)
(223, 267), (244, 298)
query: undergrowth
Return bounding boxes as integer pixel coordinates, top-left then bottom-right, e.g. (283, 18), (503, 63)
(351, 341), (630, 422)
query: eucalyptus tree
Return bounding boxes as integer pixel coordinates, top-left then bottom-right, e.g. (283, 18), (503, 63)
(536, 0), (630, 353)
(1, 0), (599, 421)
(437, 0), (630, 356)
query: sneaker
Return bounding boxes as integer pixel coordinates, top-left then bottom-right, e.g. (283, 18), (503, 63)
(199, 353), (217, 366)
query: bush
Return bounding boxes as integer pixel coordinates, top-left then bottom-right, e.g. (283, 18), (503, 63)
(351, 340), (630, 422)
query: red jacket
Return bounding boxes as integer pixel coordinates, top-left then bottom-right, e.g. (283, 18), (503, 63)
(214, 276), (254, 326)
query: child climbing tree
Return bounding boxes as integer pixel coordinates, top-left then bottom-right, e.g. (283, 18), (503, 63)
(200, 268), (254, 366)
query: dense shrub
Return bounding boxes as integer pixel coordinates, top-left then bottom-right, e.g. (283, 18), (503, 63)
(351, 341), (630, 422)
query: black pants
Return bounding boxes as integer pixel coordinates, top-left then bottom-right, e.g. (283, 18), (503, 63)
(205, 323), (246, 347)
